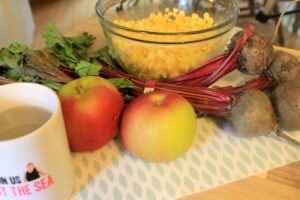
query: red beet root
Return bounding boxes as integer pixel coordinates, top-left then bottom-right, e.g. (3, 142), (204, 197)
(267, 51), (300, 86)
(227, 89), (277, 137)
(271, 81), (300, 131)
(229, 32), (274, 75)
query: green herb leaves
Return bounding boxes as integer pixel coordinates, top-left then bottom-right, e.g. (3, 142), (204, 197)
(109, 78), (135, 89)
(40, 80), (63, 90)
(0, 43), (28, 68)
(42, 22), (76, 63)
(2, 43), (28, 54)
(93, 47), (118, 69)
(41, 22), (103, 78)
(75, 61), (102, 77)
(0, 43), (28, 81)
(42, 22), (96, 68)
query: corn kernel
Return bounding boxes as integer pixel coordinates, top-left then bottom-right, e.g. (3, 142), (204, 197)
(150, 13), (156, 18)
(179, 10), (185, 17)
(191, 13), (199, 19)
(204, 12), (210, 21)
(111, 9), (221, 79)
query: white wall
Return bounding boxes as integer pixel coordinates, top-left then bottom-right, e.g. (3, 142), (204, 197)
(0, 0), (35, 47)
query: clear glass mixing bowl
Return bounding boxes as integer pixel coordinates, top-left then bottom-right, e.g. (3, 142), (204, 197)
(96, 0), (239, 79)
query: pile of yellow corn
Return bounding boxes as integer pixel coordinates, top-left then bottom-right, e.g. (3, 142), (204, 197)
(108, 8), (226, 79)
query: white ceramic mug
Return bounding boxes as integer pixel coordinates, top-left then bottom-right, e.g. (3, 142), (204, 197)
(0, 83), (75, 200)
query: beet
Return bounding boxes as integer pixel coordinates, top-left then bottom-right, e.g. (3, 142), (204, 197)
(271, 81), (300, 131)
(227, 89), (277, 137)
(267, 51), (300, 85)
(229, 32), (274, 75)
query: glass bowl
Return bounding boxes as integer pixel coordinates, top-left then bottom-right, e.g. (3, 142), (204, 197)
(96, 0), (239, 80)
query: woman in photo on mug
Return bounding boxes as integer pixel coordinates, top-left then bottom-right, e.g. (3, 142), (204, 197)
(24, 162), (46, 182)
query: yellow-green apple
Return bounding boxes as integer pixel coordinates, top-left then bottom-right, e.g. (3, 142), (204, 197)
(58, 76), (124, 152)
(120, 91), (197, 162)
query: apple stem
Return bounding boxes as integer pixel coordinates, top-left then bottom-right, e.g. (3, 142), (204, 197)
(75, 85), (84, 95)
(154, 100), (162, 105)
(151, 95), (164, 105)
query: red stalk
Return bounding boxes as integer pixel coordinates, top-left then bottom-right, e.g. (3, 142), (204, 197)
(0, 76), (13, 84)
(102, 66), (234, 116)
(27, 54), (74, 83)
(167, 54), (227, 84)
(200, 25), (255, 86)
(219, 75), (271, 95)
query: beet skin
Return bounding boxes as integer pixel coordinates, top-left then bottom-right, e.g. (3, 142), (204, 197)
(271, 81), (300, 131)
(267, 51), (300, 85)
(229, 32), (273, 75)
(227, 89), (277, 137)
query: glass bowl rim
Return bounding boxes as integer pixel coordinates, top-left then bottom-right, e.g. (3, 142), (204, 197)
(95, 0), (240, 36)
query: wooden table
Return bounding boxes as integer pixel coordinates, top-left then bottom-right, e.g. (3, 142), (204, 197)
(64, 15), (300, 200)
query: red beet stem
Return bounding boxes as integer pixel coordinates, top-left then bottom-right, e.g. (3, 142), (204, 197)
(167, 54), (227, 84)
(101, 66), (231, 102)
(219, 75), (271, 95)
(101, 64), (271, 116)
(61, 67), (76, 75)
(0, 76), (13, 84)
(175, 60), (227, 85)
(27, 53), (74, 83)
(99, 65), (233, 116)
(200, 25), (255, 86)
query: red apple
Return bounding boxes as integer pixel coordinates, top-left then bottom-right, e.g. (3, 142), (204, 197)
(58, 76), (124, 152)
(121, 91), (197, 162)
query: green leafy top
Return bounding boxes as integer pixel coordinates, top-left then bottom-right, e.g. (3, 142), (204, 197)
(109, 78), (135, 89)
(92, 46), (118, 69)
(75, 61), (102, 77)
(42, 22), (96, 68)
(0, 43), (28, 68)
